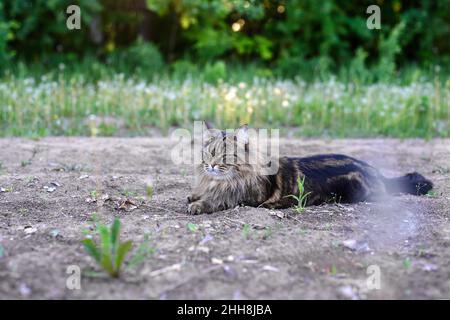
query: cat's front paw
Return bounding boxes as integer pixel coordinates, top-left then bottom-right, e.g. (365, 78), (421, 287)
(188, 202), (205, 215)
(187, 194), (200, 203)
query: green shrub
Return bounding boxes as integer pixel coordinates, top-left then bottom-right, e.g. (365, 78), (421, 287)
(203, 61), (227, 83)
(109, 38), (165, 77)
(376, 22), (406, 81)
(171, 59), (199, 78)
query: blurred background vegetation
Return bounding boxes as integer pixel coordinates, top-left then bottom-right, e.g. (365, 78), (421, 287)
(0, 0), (449, 137)
(2, 0), (449, 78)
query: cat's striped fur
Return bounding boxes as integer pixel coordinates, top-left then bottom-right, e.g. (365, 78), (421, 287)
(187, 125), (433, 214)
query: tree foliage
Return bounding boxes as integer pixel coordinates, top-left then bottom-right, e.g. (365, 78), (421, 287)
(1, 0), (449, 71)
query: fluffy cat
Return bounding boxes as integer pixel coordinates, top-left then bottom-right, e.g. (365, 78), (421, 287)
(187, 125), (433, 214)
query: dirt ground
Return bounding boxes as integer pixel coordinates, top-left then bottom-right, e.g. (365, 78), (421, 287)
(0, 137), (449, 299)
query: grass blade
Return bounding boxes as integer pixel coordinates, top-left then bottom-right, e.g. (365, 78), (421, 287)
(110, 218), (120, 255)
(115, 240), (133, 271)
(98, 225), (111, 255)
(127, 235), (154, 270)
(81, 238), (101, 263)
(101, 252), (115, 277)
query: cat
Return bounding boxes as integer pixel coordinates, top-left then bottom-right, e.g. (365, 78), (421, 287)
(187, 125), (433, 214)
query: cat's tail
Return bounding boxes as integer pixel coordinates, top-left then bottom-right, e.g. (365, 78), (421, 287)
(382, 172), (433, 196)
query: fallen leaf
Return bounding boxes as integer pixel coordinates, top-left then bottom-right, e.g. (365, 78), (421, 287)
(85, 193), (110, 205)
(116, 198), (138, 211)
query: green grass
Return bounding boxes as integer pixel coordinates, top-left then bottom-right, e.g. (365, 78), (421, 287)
(145, 184), (154, 198)
(242, 224), (252, 240)
(403, 258), (412, 270)
(0, 66), (448, 138)
(287, 176), (311, 214)
(81, 217), (154, 278)
(187, 222), (198, 233)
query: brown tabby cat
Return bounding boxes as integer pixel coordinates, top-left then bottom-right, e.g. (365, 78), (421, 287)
(187, 125), (433, 214)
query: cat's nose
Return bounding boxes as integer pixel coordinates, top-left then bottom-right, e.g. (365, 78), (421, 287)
(207, 164), (220, 173)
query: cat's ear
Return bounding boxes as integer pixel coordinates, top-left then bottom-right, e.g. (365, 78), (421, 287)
(204, 121), (213, 130)
(202, 121), (221, 144)
(235, 124), (249, 144)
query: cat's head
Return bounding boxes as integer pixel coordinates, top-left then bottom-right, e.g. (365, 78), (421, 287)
(199, 124), (252, 180)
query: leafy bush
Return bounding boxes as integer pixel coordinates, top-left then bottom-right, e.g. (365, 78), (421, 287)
(376, 22), (406, 81)
(2, 0), (100, 62)
(0, 0), (449, 76)
(171, 59), (199, 77)
(108, 38), (165, 76)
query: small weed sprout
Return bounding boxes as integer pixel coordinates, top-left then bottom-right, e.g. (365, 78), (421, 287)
(187, 222), (198, 233)
(262, 227), (272, 240)
(403, 258), (412, 270)
(287, 176), (311, 213)
(127, 234), (155, 270)
(21, 160), (31, 167)
(330, 265), (337, 276)
(426, 190), (437, 198)
(90, 190), (98, 200)
(81, 217), (153, 278)
(121, 189), (139, 198)
(146, 184), (154, 198)
(242, 224), (251, 240)
(1, 186), (13, 193)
